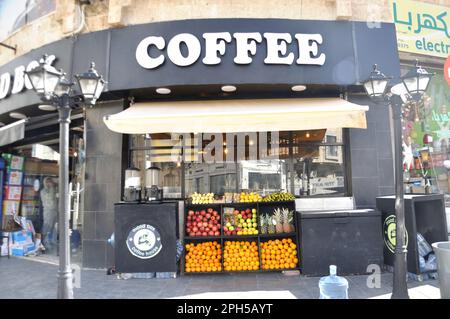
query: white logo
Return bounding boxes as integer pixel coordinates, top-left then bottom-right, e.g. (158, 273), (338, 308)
(126, 224), (162, 259)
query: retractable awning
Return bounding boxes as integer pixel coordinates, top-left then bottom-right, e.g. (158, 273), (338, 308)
(0, 119), (26, 147)
(103, 98), (368, 134)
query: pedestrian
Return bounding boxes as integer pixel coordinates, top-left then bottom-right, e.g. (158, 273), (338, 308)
(40, 177), (58, 252)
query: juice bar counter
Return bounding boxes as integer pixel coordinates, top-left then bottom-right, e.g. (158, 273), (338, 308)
(114, 202), (179, 273)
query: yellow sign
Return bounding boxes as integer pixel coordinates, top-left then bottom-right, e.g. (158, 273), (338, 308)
(391, 0), (450, 58)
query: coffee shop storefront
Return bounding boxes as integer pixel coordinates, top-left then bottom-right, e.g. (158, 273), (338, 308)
(0, 19), (401, 271)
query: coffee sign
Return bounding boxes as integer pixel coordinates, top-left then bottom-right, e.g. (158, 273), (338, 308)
(136, 32), (326, 69)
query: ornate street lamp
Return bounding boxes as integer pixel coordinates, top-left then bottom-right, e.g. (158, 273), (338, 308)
(363, 64), (392, 100)
(401, 60), (434, 102)
(363, 62), (434, 299)
(25, 54), (106, 299)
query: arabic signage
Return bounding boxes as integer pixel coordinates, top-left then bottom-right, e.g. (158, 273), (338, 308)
(391, 0), (450, 58)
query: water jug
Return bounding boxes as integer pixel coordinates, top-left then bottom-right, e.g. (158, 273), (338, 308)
(319, 265), (349, 299)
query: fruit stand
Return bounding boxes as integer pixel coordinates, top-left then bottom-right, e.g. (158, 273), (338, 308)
(183, 192), (300, 274)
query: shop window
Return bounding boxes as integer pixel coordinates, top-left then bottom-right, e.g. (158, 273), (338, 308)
(130, 129), (348, 199)
(401, 66), (450, 198)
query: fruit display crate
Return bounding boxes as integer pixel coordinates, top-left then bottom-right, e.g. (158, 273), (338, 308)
(182, 200), (300, 275)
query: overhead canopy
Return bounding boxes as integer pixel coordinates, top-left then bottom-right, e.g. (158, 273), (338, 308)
(103, 98), (369, 134)
(0, 119), (26, 147)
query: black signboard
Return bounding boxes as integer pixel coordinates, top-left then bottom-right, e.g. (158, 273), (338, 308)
(114, 202), (179, 273)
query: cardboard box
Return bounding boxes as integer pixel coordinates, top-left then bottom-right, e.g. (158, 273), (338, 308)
(3, 186), (22, 201)
(39, 161), (59, 175)
(24, 158), (41, 174)
(6, 170), (23, 186)
(22, 187), (37, 201)
(1, 154), (25, 171)
(11, 230), (33, 244)
(11, 242), (35, 256)
(2, 200), (20, 215)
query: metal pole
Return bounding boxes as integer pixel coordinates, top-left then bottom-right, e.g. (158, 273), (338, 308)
(390, 96), (409, 299)
(57, 95), (74, 299)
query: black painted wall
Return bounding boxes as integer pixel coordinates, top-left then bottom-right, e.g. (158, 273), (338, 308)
(82, 100), (124, 268)
(348, 95), (395, 208)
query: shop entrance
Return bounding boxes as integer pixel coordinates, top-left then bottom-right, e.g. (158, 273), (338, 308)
(0, 112), (85, 263)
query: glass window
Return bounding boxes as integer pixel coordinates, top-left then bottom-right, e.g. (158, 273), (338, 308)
(130, 129), (348, 199)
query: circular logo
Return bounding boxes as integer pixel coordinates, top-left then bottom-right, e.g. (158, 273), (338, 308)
(383, 214), (408, 253)
(126, 224), (162, 259)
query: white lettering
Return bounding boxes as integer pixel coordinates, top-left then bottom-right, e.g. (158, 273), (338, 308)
(167, 33), (201, 67)
(11, 65), (26, 94)
(233, 32), (262, 64)
(25, 60), (40, 89)
(135, 36), (166, 69)
(202, 32), (232, 65)
(0, 72), (11, 99)
(263, 33), (294, 65)
(295, 33), (326, 65)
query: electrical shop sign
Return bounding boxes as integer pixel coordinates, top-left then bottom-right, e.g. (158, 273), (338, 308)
(136, 32), (326, 69)
(0, 55), (56, 101)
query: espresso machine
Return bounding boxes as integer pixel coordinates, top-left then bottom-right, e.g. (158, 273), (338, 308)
(123, 167), (141, 202)
(144, 166), (163, 202)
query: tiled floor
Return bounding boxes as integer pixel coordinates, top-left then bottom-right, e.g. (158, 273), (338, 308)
(0, 256), (442, 299)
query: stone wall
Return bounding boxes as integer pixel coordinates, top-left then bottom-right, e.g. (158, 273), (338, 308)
(2, 0), (445, 66)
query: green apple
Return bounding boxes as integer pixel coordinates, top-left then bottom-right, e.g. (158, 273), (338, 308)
(246, 218), (252, 223)
(229, 226), (235, 231)
(252, 209), (257, 213)
(242, 222), (247, 228)
(253, 222), (257, 228)
(237, 214), (242, 219)
(226, 222), (231, 228)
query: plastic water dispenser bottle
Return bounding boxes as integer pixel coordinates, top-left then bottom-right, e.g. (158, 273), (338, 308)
(318, 265), (349, 299)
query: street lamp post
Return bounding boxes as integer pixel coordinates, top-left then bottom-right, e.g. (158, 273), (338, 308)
(363, 61), (433, 299)
(25, 55), (106, 299)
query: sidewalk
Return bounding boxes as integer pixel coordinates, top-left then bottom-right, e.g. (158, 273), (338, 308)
(0, 257), (441, 299)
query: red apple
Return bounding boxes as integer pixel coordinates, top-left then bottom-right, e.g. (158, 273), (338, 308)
(234, 210), (239, 215)
(206, 213), (211, 219)
(210, 216), (216, 221)
(217, 224), (221, 229)
(208, 231), (214, 236)
(202, 232), (207, 236)
(245, 208), (251, 214)
(192, 226), (198, 232)
(188, 210), (195, 216)
(212, 226), (218, 232)
(214, 231), (220, 236)
(200, 210), (206, 216)
(186, 221), (192, 227)
(223, 226), (228, 232)
(216, 215), (220, 221)
(248, 213), (252, 219)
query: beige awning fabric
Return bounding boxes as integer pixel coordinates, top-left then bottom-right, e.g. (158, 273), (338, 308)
(103, 98), (369, 134)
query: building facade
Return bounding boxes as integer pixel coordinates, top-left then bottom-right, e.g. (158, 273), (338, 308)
(0, 0), (448, 269)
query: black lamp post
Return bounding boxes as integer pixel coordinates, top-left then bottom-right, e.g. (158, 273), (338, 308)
(25, 54), (106, 299)
(363, 61), (433, 299)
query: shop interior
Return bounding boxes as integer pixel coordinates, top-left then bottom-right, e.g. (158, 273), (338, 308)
(0, 111), (85, 262)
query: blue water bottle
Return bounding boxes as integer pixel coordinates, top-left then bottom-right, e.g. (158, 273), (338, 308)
(319, 265), (349, 299)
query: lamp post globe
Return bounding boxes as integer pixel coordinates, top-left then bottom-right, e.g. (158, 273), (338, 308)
(75, 62), (106, 105)
(362, 64), (392, 101)
(25, 54), (62, 99)
(401, 59), (434, 102)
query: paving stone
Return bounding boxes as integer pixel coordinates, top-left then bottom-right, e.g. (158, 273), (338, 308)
(0, 257), (443, 299)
